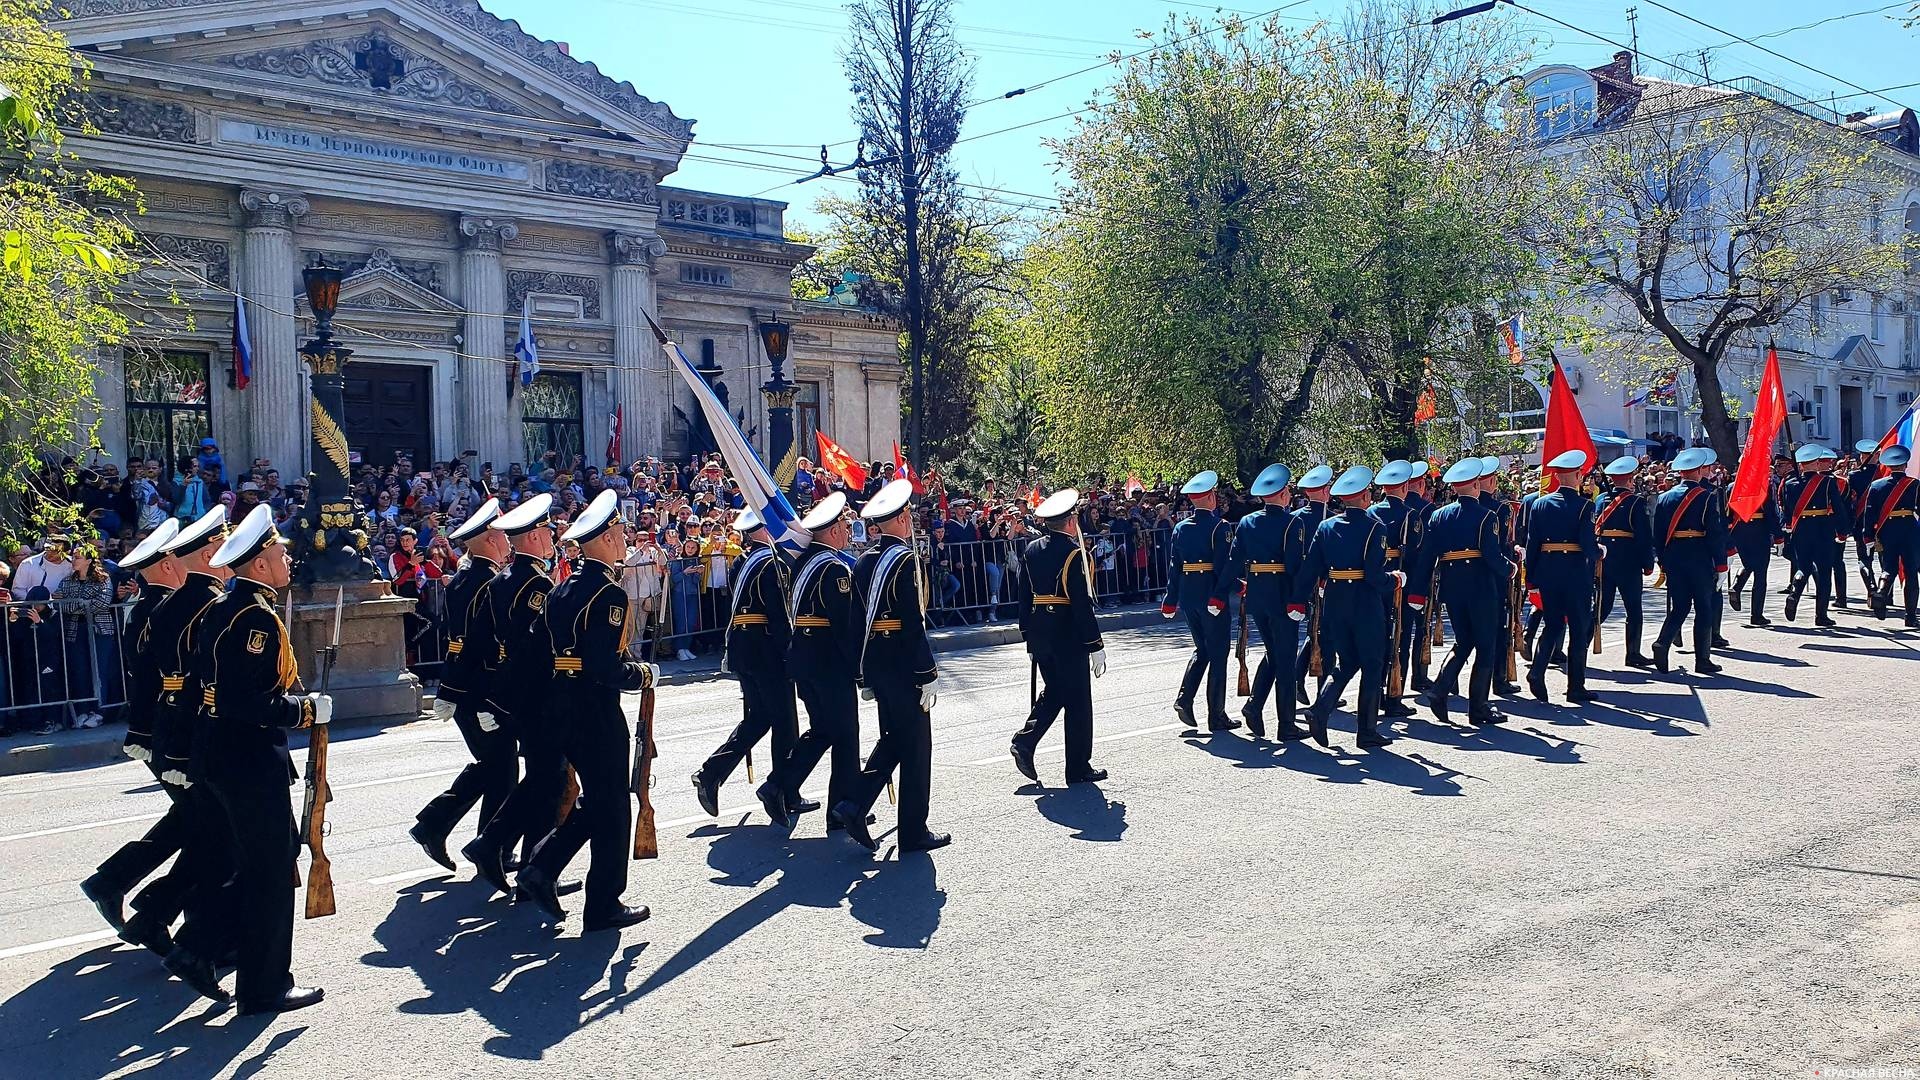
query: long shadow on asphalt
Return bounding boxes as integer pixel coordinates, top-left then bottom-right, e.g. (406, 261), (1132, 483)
(361, 877), (633, 1061)
(0, 940), (279, 1078)
(1018, 782), (1128, 842)
(1181, 730), (1469, 796)
(1798, 643), (1920, 663)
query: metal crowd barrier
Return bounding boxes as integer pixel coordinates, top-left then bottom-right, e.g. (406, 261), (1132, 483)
(0, 596), (132, 735)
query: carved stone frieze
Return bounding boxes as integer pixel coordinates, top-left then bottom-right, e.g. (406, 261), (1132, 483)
(306, 211), (450, 241)
(82, 91), (196, 142)
(302, 247), (445, 294)
(214, 33), (531, 116)
(457, 214), (520, 253)
(144, 233), (232, 287)
(239, 188), (311, 230)
(507, 270), (600, 319)
(545, 161), (657, 206)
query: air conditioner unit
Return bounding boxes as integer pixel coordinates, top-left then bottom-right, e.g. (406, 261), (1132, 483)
(1901, 391), (1917, 406)
(1795, 400), (1816, 419)
(1835, 288), (1856, 304)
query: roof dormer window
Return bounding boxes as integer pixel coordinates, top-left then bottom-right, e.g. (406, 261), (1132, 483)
(1527, 69), (1598, 142)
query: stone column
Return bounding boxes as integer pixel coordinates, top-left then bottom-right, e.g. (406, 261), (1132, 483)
(239, 188), (309, 473)
(457, 214), (519, 468)
(610, 231), (667, 461)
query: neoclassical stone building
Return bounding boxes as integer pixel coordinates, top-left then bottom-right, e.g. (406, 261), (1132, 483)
(55, 0), (901, 477)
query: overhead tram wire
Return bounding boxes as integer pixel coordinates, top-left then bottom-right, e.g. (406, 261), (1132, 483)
(1747, 1), (1911, 43)
(1638, 0), (1918, 116)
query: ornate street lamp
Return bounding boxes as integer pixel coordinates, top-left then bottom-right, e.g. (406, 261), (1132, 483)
(759, 317), (799, 484)
(292, 259), (377, 583)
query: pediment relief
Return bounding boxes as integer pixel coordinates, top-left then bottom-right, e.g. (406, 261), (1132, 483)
(206, 30), (533, 119)
(299, 254), (460, 319)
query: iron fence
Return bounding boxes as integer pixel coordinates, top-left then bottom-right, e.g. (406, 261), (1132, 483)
(0, 597), (133, 736)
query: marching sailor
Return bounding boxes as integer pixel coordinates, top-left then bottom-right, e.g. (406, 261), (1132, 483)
(836, 478), (950, 853)
(758, 493), (862, 829)
(1862, 445), (1919, 626)
(1524, 450), (1602, 704)
(1228, 464), (1306, 739)
(461, 494), (561, 894)
(694, 507), (798, 816)
(1594, 457), (1658, 662)
(1410, 458), (1511, 725)
(1161, 471), (1238, 732)
(1293, 465), (1399, 748)
(1009, 488), (1110, 783)
(514, 489), (658, 933)
(194, 504), (331, 1015)
(81, 520), (191, 959)
(409, 498), (516, 871)
(1652, 447), (1730, 673)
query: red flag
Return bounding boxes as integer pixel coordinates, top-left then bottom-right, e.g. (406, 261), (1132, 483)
(1026, 487), (1043, 510)
(1541, 356), (1598, 485)
(1124, 472), (1144, 498)
(893, 441), (922, 494)
(1414, 385), (1439, 424)
(1730, 344), (1787, 521)
(813, 430), (868, 489)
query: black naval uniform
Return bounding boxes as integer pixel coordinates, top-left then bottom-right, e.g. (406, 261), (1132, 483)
(764, 543), (862, 818)
(1594, 483), (1656, 657)
(1780, 470), (1853, 624)
(698, 541), (797, 793)
(1011, 526), (1105, 778)
(194, 576), (318, 1010)
(1409, 493), (1511, 723)
(1863, 470), (1920, 624)
(1295, 505), (1393, 745)
(843, 533), (941, 845)
(1369, 492), (1426, 715)
(1652, 478), (1729, 669)
(468, 552), (560, 870)
(1523, 484), (1601, 698)
(147, 573), (234, 967)
(85, 580), (192, 950)
(1228, 501), (1307, 737)
(523, 558), (654, 923)
(414, 554), (516, 851)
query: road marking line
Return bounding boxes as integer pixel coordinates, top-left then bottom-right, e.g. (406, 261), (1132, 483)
(0, 929), (117, 961)
(0, 812), (166, 844)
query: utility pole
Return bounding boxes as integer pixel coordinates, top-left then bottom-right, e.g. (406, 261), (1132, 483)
(896, 0), (927, 473)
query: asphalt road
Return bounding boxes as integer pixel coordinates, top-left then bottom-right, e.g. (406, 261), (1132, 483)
(0, 600), (1916, 1079)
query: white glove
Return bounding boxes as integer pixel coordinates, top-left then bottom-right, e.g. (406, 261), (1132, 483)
(161, 769), (191, 789)
(433, 699), (454, 721)
(308, 692), (333, 727)
(1513, 544), (1526, 560)
(1288, 609), (1306, 623)
(919, 679), (938, 712)
(1390, 570), (1407, 587)
(476, 711), (499, 733)
(1091, 649), (1108, 679)
(1409, 599), (1425, 612)
(860, 687), (875, 701)
(1597, 543), (1609, 559)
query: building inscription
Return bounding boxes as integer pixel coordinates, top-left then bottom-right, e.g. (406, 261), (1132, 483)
(216, 118), (530, 182)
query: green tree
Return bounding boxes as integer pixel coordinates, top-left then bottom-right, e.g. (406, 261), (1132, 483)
(1, 0), (139, 537)
(1534, 79), (1911, 460)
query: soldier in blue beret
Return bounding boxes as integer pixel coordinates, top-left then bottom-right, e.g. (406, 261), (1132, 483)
(1289, 465), (1336, 706)
(1410, 459), (1512, 725)
(1524, 450), (1602, 703)
(1652, 448), (1729, 673)
(1369, 460), (1424, 717)
(1401, 461), (1437, 694)
(1161, 471), (1239, 731)
(1291, 466), (1399, 748)
(1861, 445), (1918, 626)
(1844, 438), (1883, 608)
(1780, 445), (1852, 627)
(1595, 457), (1658, 663)
(1228, 464), (1306, 739)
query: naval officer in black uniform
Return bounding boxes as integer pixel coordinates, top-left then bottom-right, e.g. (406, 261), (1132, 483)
(1009, 488), (1109, 784)
(694, 506), (797, 816)
(193, 504), (331, 1015)
(81, 520), (190, 958)
(514, 489), (657, 933)
(409, 498), (517, 871)
(836, 478), (951, 853)
(758, 492), (861, 828)
(461, 493), (562, 894)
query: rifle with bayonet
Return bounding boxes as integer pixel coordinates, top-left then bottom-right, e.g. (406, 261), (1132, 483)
(302, 586), (343, 920)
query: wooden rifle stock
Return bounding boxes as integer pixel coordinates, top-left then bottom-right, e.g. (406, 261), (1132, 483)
(558, 767), (580, 825)
(632, 682), (658, 860)
(1420, 561), (1440, 668)
(1591, 556), (1605, 655)
(1386, 580), (1405, 699)
(1235, 592), (1250, 697)
(302, 636), (339, 920)
(1504, 572), (1520, 684)
(1307, 590), (1324, 679)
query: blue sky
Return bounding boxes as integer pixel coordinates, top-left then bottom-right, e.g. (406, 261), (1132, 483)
(482, 0), (1920, 229)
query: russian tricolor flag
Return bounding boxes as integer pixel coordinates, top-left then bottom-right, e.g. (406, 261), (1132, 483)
(1878, 399), (1919, 477)
(233, 292), (253, 390)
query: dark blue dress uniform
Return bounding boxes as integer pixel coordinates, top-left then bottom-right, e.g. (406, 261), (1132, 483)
(1594, 482), (1656, 657)
(1293, 493), (1394, 746)
(521, 551), (656, 928)
(697, 536), (798, 807)
(1289, 494), (1335, 700)
(1523, 483), (1601, 698)
(1846, 454), (1877, 605)
(1368, 488), (1424, 710)
(1410, 477), (1511, 722)
(1862, 459), (1919, 624)
(762, 539), (863, 823)
(1012, 509), (1107, 778)
(1653, 468), (1729, 670)
(1728, 479), (1784, 623)
(412, 550), (515, 860)
(1163, 496), (1237, 728)
(1403, 484), (1437, 691)
(1780, 462), (1853, 624)
(1228, 498), (1307, 737)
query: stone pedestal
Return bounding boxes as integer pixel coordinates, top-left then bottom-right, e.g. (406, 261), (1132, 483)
(285, 581), (423, 726)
